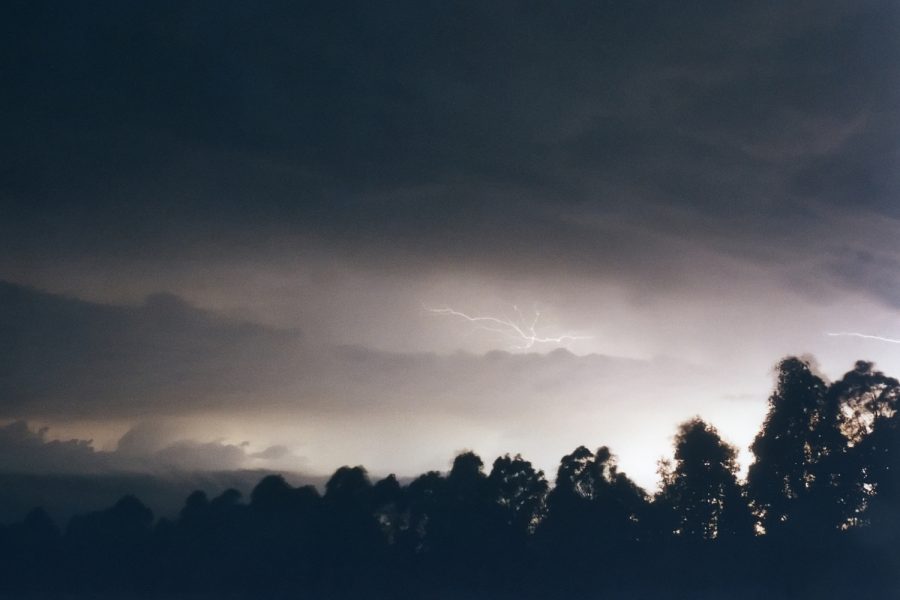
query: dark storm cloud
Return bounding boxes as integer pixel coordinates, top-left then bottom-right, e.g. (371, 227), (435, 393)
(827, 249), (900, 309)
(0, 421), (100, 473)
(0, 417), (322, 521)
(0, 280), (306, 418)
(0, 423), (332, 522)
(2, 1), (898, 306)
(0, 418), (322, 522)
(0, 420), (296, 474)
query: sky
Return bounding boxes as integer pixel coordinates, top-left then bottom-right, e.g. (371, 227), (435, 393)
(2, 1), (900, 494)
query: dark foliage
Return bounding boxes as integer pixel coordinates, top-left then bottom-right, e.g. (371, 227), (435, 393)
(0, 357), (898, 598)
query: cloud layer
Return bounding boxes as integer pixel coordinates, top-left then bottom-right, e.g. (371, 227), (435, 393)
(1, 3), (898, 491)
(1, 1), (898, 309)
(1, 281), (770, 487)
(0, 420), (299, 474)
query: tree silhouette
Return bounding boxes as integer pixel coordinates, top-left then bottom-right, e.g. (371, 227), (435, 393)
(0, 507), (60, 593)
(659, 418), (753, 540)
(748, 357), (830, 535)
(826, 361), (900, 528)
(318, 466), (384, 594)
(65, 495), (154, 591)
(541, 446), (649, 552)
(488, 453), (548, 537)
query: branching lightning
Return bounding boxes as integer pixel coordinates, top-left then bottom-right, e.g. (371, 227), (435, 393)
(826, 332), (900, 345)
(427, 305), (591, 350)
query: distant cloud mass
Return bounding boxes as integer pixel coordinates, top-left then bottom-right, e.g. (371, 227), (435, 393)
(0, 420), (298, 475)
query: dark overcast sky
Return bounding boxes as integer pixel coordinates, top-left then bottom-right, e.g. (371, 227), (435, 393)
(2, 1), (899, 489)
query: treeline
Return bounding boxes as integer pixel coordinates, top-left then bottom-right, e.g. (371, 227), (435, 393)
(1, 357), (899, 598)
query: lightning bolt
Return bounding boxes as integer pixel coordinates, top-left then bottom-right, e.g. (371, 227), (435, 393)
(826, 332), (900, 344)
(427, 305), (591, 350)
